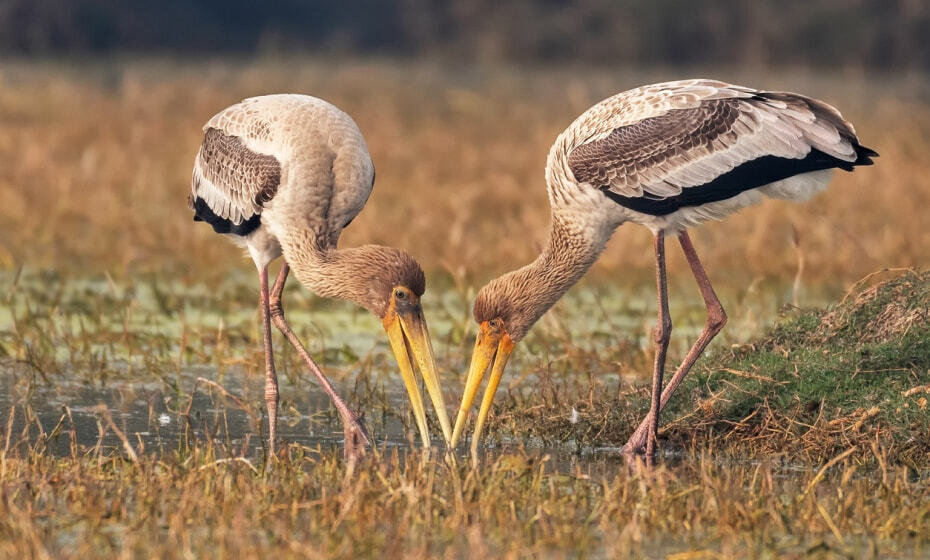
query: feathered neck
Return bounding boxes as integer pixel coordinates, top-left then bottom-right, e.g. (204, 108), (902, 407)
(474, 212), (613, 341)
(279, 232), (424, 318)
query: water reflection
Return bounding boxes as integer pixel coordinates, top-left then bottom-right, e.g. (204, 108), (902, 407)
(0, 362), (427, 458)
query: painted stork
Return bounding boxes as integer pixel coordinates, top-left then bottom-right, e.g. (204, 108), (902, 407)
(450, 79), (876, 456)
(189, 94), (451, 459)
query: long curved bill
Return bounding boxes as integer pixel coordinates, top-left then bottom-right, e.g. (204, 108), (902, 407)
(450, 321), (515, 453)
(382, 303), (452, 447)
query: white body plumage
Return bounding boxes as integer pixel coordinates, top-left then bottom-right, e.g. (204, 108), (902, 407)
(191, 94), (375, 269)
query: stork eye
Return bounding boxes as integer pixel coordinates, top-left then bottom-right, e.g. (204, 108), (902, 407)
(394, 289), (406, 300)
(490, 318), (502, 329)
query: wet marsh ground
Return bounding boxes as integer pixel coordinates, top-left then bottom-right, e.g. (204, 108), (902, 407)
(1, 267), (928, 558)
(1, 58), (929, 557)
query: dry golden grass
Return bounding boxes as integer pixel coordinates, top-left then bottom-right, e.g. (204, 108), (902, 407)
(1, 409), (928, 559)
(0, 57), (927, 290)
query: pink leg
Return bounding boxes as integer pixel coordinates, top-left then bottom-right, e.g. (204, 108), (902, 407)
(268, 263), (370, 459)
(647, 232), (672, 456)
(259, 266), (279, 457)
(623, 231), (727, 454)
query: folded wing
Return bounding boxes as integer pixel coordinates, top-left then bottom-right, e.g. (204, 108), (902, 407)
(189, 102), (282, 234)
(567, 83), (876, 216)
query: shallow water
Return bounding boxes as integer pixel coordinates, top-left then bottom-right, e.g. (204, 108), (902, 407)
(0, 360), (848, 485)
(0, 361), (433, 458)
(0, 359), (631, 468)
(0, 270), (843, 464)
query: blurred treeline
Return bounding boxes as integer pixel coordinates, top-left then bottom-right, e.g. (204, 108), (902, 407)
(1, 0), (928, 70)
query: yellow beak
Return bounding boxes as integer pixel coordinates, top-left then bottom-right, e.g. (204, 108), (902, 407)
(450, 320), (515, 454)
(382, 297), (452, 447)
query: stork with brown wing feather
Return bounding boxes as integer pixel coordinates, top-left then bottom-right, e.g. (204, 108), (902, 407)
(450, 79), (877, 457)
(189, 94), (452, 460)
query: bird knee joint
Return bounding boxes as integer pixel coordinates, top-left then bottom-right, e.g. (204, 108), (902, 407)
(653, 319), (672, 344)
(708, 307), (727, 331)
(269, 300), (284, 320)
(269, 303), (288, 332)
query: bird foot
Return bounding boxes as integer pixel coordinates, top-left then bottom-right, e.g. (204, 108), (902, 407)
(341, 413), (371, 461)
(620, 432), (648, 455)
(620, 443), (644, 455)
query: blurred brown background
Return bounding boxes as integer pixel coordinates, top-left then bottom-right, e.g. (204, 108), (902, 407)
(0, 1), (927, 290)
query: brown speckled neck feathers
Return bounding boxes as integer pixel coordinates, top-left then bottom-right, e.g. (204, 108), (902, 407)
(282, 237), (425, 318)
(474, 218), (606, 341)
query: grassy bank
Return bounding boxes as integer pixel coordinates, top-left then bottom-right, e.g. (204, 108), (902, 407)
(494, 269), (930, 466)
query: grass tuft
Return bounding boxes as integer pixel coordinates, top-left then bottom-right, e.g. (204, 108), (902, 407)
(670, 269), (930, 458)
(496, 269), (930, 464)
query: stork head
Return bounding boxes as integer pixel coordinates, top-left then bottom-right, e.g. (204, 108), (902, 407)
(471, 270), (543, 343)
(449, 270), (544, 450)
(345, 245), (452, 447)
(449, 218), (603, 451)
